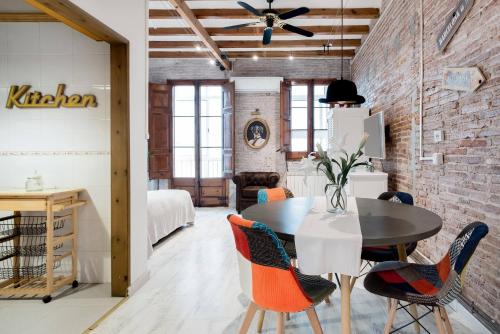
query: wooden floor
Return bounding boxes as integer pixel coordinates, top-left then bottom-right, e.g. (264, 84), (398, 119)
(93, 208), (490, 334)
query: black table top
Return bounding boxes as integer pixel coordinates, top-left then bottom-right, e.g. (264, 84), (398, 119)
(242, 197), (443, 247)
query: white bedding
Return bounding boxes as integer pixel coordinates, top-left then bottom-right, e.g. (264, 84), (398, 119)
(147, 190), (195, 256)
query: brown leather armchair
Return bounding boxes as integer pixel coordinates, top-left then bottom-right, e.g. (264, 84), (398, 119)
(232, 172), (280, 213)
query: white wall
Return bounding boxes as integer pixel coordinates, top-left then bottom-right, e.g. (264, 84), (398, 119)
(67, 0), (150, 292)
(0, 22), (111, 283)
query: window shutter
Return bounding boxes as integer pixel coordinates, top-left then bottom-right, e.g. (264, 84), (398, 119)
(222, 81), (235, 178)
(280, 80), (292, 152)
(148, 83), (173, 179)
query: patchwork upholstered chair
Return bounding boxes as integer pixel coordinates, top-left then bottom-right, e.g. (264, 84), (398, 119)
(257, 187), (294, 204)
(364, 222), (489, 334)
(257, 187), (296, 259)
(361, 191), (418, 264)
(256, 187), (296, 330)
(227, 214), (336, 334)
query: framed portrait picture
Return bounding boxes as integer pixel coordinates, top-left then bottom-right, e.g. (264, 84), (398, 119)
(244, 118), (270, 149)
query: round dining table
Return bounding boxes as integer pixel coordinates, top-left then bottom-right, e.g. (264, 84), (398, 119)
(242, 197), (443, 334)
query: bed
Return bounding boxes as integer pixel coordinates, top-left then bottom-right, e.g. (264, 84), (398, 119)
(147, 189), (195, 255)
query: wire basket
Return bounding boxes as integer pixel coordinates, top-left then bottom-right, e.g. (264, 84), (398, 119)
(0, 256), (62, 279)
(0, 215), (68, 237)
(0, 215), (68, 280)
(0, 236), (63, 258)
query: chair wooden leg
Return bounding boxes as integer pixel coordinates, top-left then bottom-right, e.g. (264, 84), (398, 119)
(324, 273), (333, 304)
(286, 312), (290, 321)
(306, 307), (324, 334)
(434, 307), (446, 334)
(256, 310), (265, 333)
(239, 302), (259, 334)
(350, 276), (357, 291)
(276, 312), (285, 334)
(439, 306), (454, 334)
(384, 299), (397, 334)
(396, 244), (420, 334)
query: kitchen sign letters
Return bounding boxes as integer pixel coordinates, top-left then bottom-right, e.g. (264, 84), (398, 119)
(5, 84), (98, 109)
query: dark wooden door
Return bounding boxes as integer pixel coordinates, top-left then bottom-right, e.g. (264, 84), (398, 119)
(222, 81), (235, 178)
(148, 83), (172, 179)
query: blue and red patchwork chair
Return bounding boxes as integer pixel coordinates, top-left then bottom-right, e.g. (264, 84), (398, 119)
(257, 187), (296, 258)
(257, 187), (294, 204)
(227, 214), (336, 334)
(364, 222), (489, 334)
(361, 191), (418, 264)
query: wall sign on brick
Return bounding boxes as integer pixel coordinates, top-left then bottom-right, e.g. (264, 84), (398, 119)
(436, 0), (474, 52)
(442, 67), (485, 92)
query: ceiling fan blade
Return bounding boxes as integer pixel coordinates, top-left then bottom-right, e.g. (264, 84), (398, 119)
(237, 1), (263, 17)
(223, 21), (260, 30)
(281, 24), (314, 37)
(263, 27), (273, 45)
(278, 7), (310, 20)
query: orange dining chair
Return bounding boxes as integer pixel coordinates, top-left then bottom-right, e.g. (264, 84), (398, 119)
(228, 214), (336, 334)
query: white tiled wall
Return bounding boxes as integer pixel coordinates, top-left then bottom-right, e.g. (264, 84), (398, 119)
(0, 22), (111, 283)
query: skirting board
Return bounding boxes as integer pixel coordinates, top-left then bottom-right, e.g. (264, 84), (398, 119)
(127, 269), (151, 296)
(412, 250), (498, 333)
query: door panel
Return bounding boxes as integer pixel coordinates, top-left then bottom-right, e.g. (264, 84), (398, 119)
(199, 178), (227, 207)
(171, 82), (231, 207)
(171, 178), (196, 202)
(222, 81), (235, 178)
(148, 83), (172, 179)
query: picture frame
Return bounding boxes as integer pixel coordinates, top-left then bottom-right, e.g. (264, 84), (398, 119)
(244, 118), (270, 149)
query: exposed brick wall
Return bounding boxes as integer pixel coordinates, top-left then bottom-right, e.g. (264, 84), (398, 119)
(149, 58), (350, 82)
(351, 0), (499, 323)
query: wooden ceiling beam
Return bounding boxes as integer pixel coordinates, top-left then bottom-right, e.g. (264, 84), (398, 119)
(149, 8), (380, 19)
(0, 12), (57, 22)
(168, 0), (230, 70)
(149, 39), (362, 49)
(25, 0), (126, 43)
(149, 50), (355, 58)
(149, 25), (369, 36)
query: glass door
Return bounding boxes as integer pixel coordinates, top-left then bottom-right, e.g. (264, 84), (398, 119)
(171, 82), (228, 206)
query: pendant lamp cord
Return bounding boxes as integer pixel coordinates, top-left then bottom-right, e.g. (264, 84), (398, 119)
(341, 0), (344, 80)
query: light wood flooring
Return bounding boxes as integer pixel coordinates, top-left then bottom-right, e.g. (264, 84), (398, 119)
(91, 207), (490, 334)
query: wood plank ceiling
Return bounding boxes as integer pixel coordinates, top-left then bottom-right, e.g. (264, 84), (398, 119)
(148, 0), (381, 63)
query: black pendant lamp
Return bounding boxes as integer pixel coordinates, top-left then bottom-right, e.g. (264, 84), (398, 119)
(319, 0), (365, 105)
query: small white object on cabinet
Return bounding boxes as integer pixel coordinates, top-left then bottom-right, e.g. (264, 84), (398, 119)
(328, 107), (369, 160)
(347, 170), (388, 199)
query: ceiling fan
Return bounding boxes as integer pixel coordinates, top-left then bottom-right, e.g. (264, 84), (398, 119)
(223, 0), (314, 45)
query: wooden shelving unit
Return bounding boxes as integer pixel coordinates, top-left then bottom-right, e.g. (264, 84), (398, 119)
(0, 189), (86, 303)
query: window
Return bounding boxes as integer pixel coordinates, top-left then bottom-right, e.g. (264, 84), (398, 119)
(172, 82), (228, 179)
(281, 79), (334, 159)
(173, 85), (196, 178)
(200, 85), (223, 178)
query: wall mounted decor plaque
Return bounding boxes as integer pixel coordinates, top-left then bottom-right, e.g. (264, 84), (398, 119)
(443, 67), (485, 92)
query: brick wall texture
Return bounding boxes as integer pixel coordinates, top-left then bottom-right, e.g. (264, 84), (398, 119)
(149, 58), (350, 82)
(351, 0), (499, 322)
